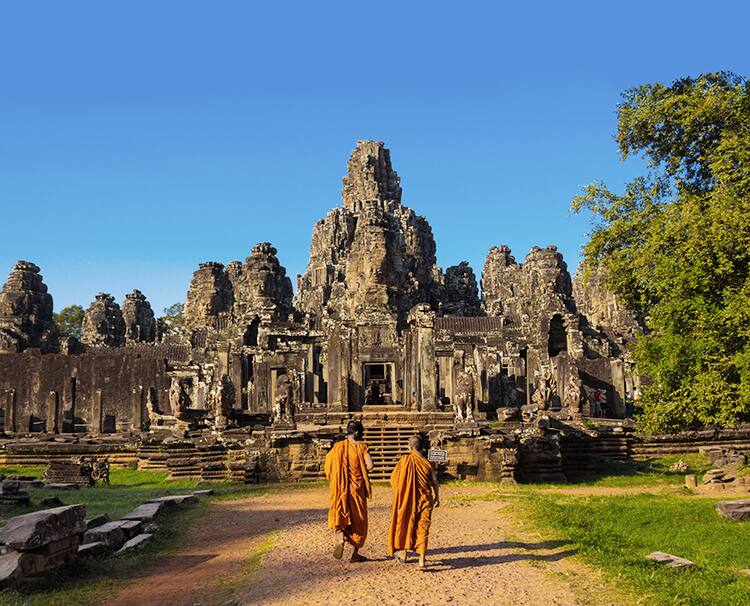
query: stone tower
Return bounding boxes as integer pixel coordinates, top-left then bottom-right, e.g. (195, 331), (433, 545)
(295, 140), (442, 326)
(82, 293), (125, 347)
(0, 261), (59, 353)
(122, 289), (157, 343)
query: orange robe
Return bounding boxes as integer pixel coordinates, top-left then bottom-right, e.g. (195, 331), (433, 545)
(387, 452), (435, 556)
(324, 439), (372, 548)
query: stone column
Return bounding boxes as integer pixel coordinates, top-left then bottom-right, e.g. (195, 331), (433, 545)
(46, 391), (59, 433)
(408, 305), (437, 412)
(131, 386), (143, 431)
(92, 389), (103, 435)
(4, 388), (16, 433)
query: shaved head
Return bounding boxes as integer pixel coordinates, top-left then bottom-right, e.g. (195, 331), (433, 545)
(409, 434), (424, 451)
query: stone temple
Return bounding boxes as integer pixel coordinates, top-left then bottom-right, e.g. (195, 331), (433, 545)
(0, 141), (642, 482)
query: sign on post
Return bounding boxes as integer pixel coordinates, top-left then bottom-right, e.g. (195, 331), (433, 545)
(427, 448), (448, 463)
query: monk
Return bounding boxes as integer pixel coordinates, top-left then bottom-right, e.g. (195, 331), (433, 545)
(387, 434), (440, 568)
(324, 420), (374, 562)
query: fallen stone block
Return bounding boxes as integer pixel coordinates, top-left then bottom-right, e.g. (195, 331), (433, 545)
(85, 513), (111, 530)
(646, 551), (695, 568)
(0, 505), (86, 551)
(0, 551), (24, 586)
(121, 502), (164, 522)
(83, 521), (126, 550)
(684, 474), (697, 489)
(77, 541), (109, 557)
(116, 533), (153, 554)
(43, 483), (80, 490)
(191, 489), (214, 497)
(118, 520), (144, 539)
(0, 492), (30, 506)
(146, 494), (197, 507)
(715, 500), (750, 521)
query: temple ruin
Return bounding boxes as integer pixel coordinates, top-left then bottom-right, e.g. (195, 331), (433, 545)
(0, 141), (643, 482)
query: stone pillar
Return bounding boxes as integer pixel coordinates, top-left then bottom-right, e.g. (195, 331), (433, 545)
(408, 305), (437, 412)
(131, 386), (143, 431)
(92, 389), (103, 435)
(4, 388), (16, 433)
(46, 391), (59, 433)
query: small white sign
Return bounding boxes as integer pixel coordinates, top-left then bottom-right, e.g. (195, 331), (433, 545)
(427, 449), (448, 463)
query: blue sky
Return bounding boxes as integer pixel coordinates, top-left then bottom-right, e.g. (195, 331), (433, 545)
(1, 1), (748, 314)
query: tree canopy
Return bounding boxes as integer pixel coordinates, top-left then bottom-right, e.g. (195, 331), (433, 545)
(572, 72), (750, 433)
(53, 305), (85, 339)
(159, 302), (185, 334)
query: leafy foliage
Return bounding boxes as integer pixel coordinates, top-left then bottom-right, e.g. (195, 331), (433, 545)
(572, 72), (750, 433)
(159, 302), (185, 334)
(53, 304), (85, 338)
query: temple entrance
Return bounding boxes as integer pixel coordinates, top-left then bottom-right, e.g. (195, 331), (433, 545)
(548, 314), (568, 357)
(363, 362), (394, 404)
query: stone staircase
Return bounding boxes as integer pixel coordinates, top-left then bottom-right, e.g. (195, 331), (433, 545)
(364, 426), (417, 480)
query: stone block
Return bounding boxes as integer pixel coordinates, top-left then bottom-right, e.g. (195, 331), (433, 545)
(715, 500), (750, 521)
(191, 489), (214, 497)
(118, 520), (144, 539)
(0, 505), (86, 551)
(43, 483), (80, 490)
(85, 513), (111, 530)
(684, 474), (697, 489)
(115, 533), (153, 554)
(78, 541), (109, 557)
(121, 502), (164, 522)
(146, 494), (197, 507)
(83, 521), (126, 549)
(41, 496), (64, 508)
(646, 551), (695, 568)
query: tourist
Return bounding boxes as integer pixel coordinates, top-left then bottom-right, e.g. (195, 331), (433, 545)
(324, 420), (374, 562)
(387, 434), (440, 569)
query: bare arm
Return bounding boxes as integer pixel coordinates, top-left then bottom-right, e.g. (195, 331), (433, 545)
(364, 450), (374, 472)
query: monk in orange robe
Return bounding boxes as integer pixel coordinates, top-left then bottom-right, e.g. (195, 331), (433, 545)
(387, 434), (440, 568)
(324, 420), (374, 562)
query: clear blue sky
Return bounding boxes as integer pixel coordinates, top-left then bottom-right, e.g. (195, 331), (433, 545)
(2, 1), (748, 315)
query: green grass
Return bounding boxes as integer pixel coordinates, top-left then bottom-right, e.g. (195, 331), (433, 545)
(520, 492), (750, 606)
(0, 466), (274, 606)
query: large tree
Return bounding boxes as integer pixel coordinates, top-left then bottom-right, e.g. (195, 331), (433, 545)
(572, 72), (750, 433)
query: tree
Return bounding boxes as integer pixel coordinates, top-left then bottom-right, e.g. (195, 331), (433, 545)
(160, 302), (185, 334)
(53, 305), (85, 339)
(572, 72), (750, 433)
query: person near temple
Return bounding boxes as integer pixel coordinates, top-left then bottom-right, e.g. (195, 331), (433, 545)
(387, 434), (440, 569)
(324, 419), (374, 562)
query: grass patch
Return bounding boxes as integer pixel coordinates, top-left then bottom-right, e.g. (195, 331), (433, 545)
(0, 466), (277, 606)
(521, 492), (750, 606)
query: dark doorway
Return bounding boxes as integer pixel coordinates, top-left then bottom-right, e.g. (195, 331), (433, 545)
(363, 363), (393, 404)
(548, 314), (568, 357)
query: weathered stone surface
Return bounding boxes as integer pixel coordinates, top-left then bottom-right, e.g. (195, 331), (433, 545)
(341, 139), (402, 210)
(116, 532), (153, 553)
(82, 293), (125, 347)
(715, 499), (750, 521)
(0, 261), (59, 353)
(233, 242), (293, 323)
(121, 502), (164, 522)
(85, 513), (111, 530)
(118, 519), (144, 539)
(184, 262), (233, 330)
(147, 494), (197, 507)
(296, 141), (441, 326)
(77, 540), (108, 557)
(646, 551), (696, 568)
(122, 289), (156, 343)
(43, 482), (81, 490)
(573, 264), (642, 342)
(83, 520), (126, 549)
(191, 489), (214, 497)
(442, 262), (481, 317)
(0, 505), (86, 551)
(40, 496), (63, 507)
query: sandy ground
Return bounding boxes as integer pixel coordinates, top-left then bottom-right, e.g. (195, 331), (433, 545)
(104, 485), (627, 606)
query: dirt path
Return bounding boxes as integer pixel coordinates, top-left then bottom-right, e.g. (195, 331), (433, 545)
(105, 485), (627, 606)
